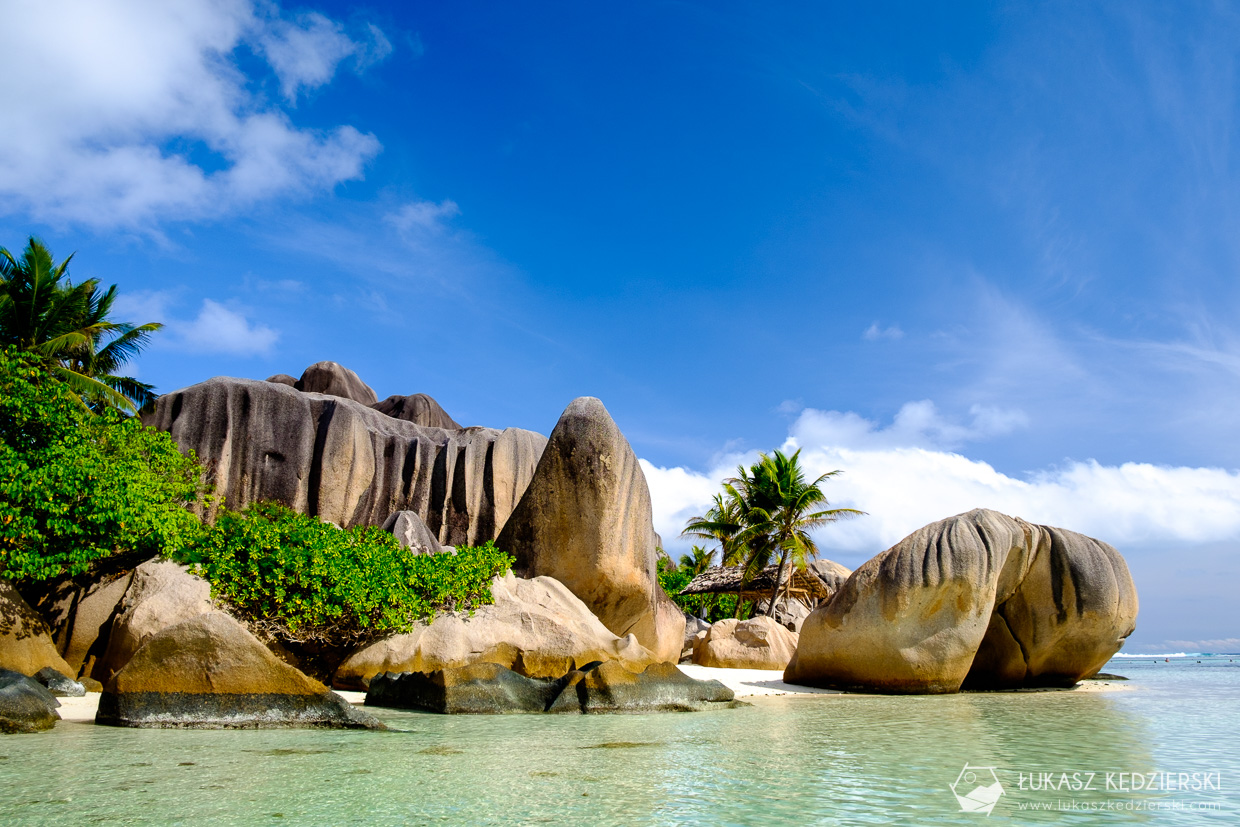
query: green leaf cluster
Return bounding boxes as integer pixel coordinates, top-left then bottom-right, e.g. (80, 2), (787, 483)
(0, 348), (209, 581)
(174, 502), (513, 642)
(655, 557), (740, 623)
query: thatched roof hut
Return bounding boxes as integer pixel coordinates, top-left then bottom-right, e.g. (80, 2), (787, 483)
(680, 564), (833, 602)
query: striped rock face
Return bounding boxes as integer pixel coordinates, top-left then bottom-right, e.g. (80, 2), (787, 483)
(144, 376), (546, 546)
(784, 509), (1139, 694)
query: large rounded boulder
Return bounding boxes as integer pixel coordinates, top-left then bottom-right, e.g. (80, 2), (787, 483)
(692, 616), (799, 670)
(495, 397), (685, 662)
(784, 509), (1138, 693)
(97, 612), (382, 729)
(372, 393), (461, 430)
(294, 360), (378, 405)
(334, 572), (657, 688)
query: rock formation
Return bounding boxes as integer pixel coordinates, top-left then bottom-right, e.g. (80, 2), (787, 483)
(0, 579), (75, 678)
(785, 509), (1139, 693)
(0, 668), (60, 733)
(383, 510), (444, 555)
(334, 572), (657, 688)
(366, 662), (565, 714)
(38, 571), (134, 680)
(98, 560), (214, 683)
(692, 616), (799, 670)
(373, 393), (462, 430)
(294, 361), (378, 405)
(33, 666), (85, 697)
(495, 397), (685, 662)
(545, 661), (736, 713)
(144, 376), (546, 543)
(809, 559), (853, 595)
(366, 660), (735, 714)
(97, 613), (383, 729)
(265, 374), (297, 387)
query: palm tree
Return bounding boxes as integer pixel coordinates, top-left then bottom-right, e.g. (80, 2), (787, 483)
(678, 545), (716, 577)
(683, 488), (752, 616)
(0, 238), (162, 413)
(732, 449), (864, 617)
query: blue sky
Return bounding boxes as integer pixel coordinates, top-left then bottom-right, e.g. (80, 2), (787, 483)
(3, 1), (1238, 652)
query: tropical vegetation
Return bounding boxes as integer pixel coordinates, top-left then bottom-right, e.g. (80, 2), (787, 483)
(0, 348), (209, 581)
(675, 448), (863, 617)
(0, 237), (161, 413)
(174, 502), (513, 644)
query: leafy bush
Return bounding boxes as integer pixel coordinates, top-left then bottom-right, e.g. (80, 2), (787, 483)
(175, 502), (513, 642)
(656, 557), (743, 622)
(0, 348), (208, 581)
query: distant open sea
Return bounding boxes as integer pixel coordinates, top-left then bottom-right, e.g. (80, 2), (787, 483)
(2, 655), (1236, 825)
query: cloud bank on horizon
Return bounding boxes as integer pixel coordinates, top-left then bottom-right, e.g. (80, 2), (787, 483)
(645, 401), (1240, 558)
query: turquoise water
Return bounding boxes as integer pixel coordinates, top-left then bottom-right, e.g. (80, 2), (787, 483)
(1, 656), (1237, 825)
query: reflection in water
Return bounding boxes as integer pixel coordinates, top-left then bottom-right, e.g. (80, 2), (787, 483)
(2, 659), (1236, 826)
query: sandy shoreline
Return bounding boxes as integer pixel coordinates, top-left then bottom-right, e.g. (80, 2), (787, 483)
(51, 668), (1129, 723)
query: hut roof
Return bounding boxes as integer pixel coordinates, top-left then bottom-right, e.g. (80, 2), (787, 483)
(679, 564), (832, 600)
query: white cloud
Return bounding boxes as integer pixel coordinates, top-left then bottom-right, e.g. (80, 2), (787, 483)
(0, 0), (388, 229)
(256, 10), (391, 102)
(863, 321), (904, 340)
(642, 400), (1240, 560)
(178, 299), (278, 355)
(114, 291), (277, 356)
(793, 400), (1029, 451)
(386, 199), (462, 236)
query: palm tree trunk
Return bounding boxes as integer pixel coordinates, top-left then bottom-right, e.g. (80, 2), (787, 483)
(766, 551), (788, 617)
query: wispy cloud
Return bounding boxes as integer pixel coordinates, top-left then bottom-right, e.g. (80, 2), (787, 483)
(862, 321), (903, 341)
(115, 291), (278, 356)
(0, 0), (389, 230)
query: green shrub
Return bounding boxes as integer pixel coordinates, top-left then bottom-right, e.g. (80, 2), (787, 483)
(175, 502), (513, 642)
(656, 557), (743, 622)
(0, 348), (208, 581)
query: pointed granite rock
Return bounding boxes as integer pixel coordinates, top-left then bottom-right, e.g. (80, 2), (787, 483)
(495, 397), (685, 662)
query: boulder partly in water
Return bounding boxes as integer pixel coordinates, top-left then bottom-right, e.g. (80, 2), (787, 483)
(334, 572), (657, 688)
(366, 660), (735, 714)
(97, 613), (384, 729)
(0, 668), (60, 733)
(785, 509), (1139, 693)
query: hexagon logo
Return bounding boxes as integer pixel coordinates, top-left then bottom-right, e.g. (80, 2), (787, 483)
(951, 763), (1005, 815)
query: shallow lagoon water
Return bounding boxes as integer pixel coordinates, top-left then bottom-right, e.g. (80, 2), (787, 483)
(1, 657), (1236, 825)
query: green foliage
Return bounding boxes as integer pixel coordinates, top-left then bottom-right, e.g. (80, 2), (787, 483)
(175, 502), (514, 642)
(0, 348), (209, 581)
(0, 237), (162, 413)
(655, 557), (741, 623)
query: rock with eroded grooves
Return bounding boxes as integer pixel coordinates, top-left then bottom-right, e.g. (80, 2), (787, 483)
(97, 613), (383, 729)
(373, 393), (462, 430)
(692, 616), (799, 670)
(0, 579), (75, 679)
(145, 376), (546, 544)
(0, 668), (60, 733)
(294, 361), (378, 405)
(784, 509), (1139, 693)
(495, 397), (685, 662)
(333, 572), (657, 689)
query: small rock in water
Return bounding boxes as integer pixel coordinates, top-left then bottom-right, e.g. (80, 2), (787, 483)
(33, 667), (85, 697)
